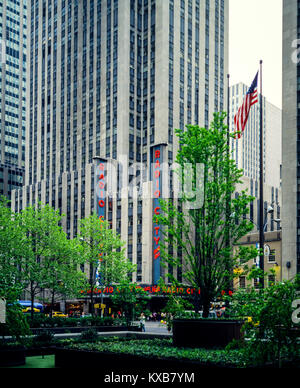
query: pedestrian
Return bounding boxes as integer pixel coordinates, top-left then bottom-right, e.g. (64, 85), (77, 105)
(140, 313), (146, 332)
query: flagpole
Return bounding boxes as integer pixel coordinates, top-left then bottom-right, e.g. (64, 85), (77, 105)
(227, 74), (230, 148)
(225, 74), (231, 297)
(259, 60), (264, 288)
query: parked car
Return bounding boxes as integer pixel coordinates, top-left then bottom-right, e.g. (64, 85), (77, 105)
(22, 307), (41, 314)
(48, 311), (68, 318)
(18, 300), (44, 312)
(184, 310), (218, 318)
(199, 311), (218, 319)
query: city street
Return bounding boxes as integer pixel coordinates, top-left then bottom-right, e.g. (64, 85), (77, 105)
(144, 321), (171, 335)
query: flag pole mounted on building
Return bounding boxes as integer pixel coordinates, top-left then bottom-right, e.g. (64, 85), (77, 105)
(233, 62), (264, 287)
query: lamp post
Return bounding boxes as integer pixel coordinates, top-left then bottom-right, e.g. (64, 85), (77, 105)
(245, 205), (275, 233)
(80, 236), (98, 317)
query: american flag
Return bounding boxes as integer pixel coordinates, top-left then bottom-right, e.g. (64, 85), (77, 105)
(234, 72), (259, 139)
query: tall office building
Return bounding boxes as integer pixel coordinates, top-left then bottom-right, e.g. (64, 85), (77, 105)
(0, 0), (27, 199)
(282, 0), (300, 280)
(12, 0), (228, 285)
(229, 83), (282, 190)
(229, 83), (282, 236)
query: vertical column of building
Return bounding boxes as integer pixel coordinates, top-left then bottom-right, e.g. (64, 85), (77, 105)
(282, 0), (299, 278)
(0, 0), (26, 201)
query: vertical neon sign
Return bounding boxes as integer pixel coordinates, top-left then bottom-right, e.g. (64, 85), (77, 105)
(151, 145), (164, 285)
(95, 159), (107, 286)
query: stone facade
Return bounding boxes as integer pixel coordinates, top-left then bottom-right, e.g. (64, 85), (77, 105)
(12, 0), (229, 286)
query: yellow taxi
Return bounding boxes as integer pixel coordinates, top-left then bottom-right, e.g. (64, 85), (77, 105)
(22, 307), (41, 313)
(49, 311), (68, 318)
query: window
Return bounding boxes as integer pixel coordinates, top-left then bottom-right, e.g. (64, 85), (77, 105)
(268, 275), (276, 287)
(253, 278), (260, 289)
(239, 276), (246, 289)
(268, 249), (276, 263)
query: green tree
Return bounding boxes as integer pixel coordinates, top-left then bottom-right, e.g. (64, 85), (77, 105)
(18, 204), (68, 321)
(0, 197), (24, 299)
(78, 213), (135, 317)
(0, 285), (30, 342)
(157, 113), (257, 317)
(111, 281), (150, 326)
(42, 235), (88, 317)
(226, 273), (300, 367)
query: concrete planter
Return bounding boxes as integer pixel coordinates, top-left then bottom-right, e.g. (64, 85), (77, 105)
(54, 347), (235, 369)
(30, 326), (141, 335)
(173, 319), (244, 348)
(0, 346), (26, 367)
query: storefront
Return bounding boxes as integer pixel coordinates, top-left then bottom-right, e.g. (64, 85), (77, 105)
(66, 302), (84, 317)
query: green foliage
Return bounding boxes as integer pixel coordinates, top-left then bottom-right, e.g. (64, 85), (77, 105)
(16, 203), (87, 320)
(79, 328), (99, 342)
(156, 113), (257, 317)
(0, 198), (24, 301)
(26, 315), (126, 329)
(111, 281), (151, 325)
(77, 214), (136, 316)
(226, 277), (300, 367)
(0, 301), (30, 342)
(33, 330), (55, 346)
(64, 338), (246, 367)
(0, 201), (89, 323)
(161, 293), (194, 330)
(81, 316), (114, 327)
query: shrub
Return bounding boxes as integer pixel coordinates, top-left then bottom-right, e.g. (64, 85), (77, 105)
(64, 338), (246, 367)
(79, 329), (99, 342)
(26, 313), (48, 328)
(226, 276), (300, 367)
(0, 302), (30, 342)
(33, 330), (55, 347)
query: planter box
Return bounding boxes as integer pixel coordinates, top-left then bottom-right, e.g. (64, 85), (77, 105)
(30, 326), (141, 335)
(173, 319), (244, 348)
(54, 347), (236, 369)
(25, 346), (56, 357)
(0, 347), (26, 367)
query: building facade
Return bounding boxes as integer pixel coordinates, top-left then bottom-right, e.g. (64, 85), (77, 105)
(229, 83), (282, 288)
(282, 0), (300, 280)
(0, 0), (27, 200)
(12, 0), (229, 286)
(229, 82), (282, 190)
(233, 230), (282, 290)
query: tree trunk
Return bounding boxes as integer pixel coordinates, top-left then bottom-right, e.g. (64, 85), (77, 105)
(90, 264), (95, 317)
(202, 298), (211, 319)
(30, 283), (35, 322)
(193, 293), (201, 313)
(90, 286), (95, 317)
(50, 291), (55, 318)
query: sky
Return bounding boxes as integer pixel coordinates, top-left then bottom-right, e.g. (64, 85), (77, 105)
(229, 0), (283, 109)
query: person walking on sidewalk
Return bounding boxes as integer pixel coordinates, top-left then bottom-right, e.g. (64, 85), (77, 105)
(139, 313), (146, 332)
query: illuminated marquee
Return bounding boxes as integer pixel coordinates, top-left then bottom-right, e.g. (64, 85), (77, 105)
(151, 145), (165, 285)
(97, 161), (106, 221)
(95, 159), (107, 285)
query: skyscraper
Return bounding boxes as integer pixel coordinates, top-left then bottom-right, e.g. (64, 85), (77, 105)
(229, 82), (282, 190)
(282, 0), (300, 280)
(0, 0), (27, 200)
(12, 0), (228, 285)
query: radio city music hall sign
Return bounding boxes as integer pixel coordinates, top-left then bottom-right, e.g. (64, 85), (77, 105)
(152, 146), (164, 284)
